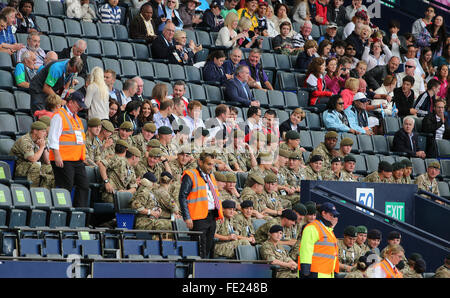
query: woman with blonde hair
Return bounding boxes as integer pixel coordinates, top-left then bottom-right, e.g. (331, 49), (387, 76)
(236, 17), (261, 49)
(215, 12), (245, 48)
(84, 66), (110, 120)
(34, 93), (63, 119)
(368, 244), (404, 278)
(173, 30), (202, 65)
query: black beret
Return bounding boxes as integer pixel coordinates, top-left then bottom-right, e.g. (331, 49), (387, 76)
(367, 229), (382, 240)
(222, 200), (236, 209)
(269, 224), (283, 234)
(292, 203), (307, 216)
(387, 230), (401, 240)
(143, 172), (157, 183)
(378, 161), (393, 172)
(240, 200), (254, 209)
(281, 209), (298, 221)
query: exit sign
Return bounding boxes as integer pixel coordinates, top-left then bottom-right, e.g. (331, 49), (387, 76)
(385, 202), (405, 222)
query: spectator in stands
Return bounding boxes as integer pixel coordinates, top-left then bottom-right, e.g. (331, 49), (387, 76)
(254, 1), (272, 37)
(415, 162), (441, 199)
(396, 59), (425, 101)
(108, 99), (120, 128)
(16, 31), (45, 68)
(418, 15), (446, 58)
(14, 50), (40, 89)
(304, 57), (333, 107)
(116, 79), (137, 112)
(179, 0), (202, 31)
(150, 82), (168, 112)
(271, 21), (296, 55)
(322, 94), (359, 134)
(221, 0), (238, 19)
(324, 57), (341, 95)
(362, 39), (393, 72)
(327, 0), (346, 27)
(0, 12), (24, 55)
(129, 2), (157, 43)
(345, 92), (373, 135)
(422, 99), (450, 158)
(173, 30), (202, 65)
(236, 16), (262, 49)
(215, 12), (241, 48)
(118, 100), (142, 135)
(151, 22), (183, 64)
(392, 116), (426, 159)
(167, 80), (189, 114)
(295, 39), (318, 71)
(411, 5), (434, 40)
(400, 45), (419, 70)
(66, 0), (96, 22)
(365, 56), (400, 91)
(414, 78), (442, 117)
(29, 57), (82, 114)
(236, 0), (258, 32)
(156, 0), (183, 33)
(318, 39), (333, 59)
(104, 69), (120, 101)
(150, 0), (164, 24)
(137, 99), (154, 129)
(98, 0), (122, 24)
(181, 100), (205, 138)
(239, 48), (273, 90)
(224, 65), (260, 107)
(58, 39), (88, 79)
(203, 50), (232, 84)
(373, 75), (397, 116)
(292, 20), (313, 50)
(279, 108), (305, 139)
(153, 99), (174, 132)
(313, 0), (329, 26)
(16, 0), (39, 33)
(331, 39), (346, 59)
(418, 47), (436, 80)
(433, 43), (450, 67)
(43, 51), (58, 66)
(205, 104), (229, 138)
(343, 41), (359, 69)
(272, 3), (292, 35)
(340, 77), (359, 110)
(344, 0), (367, 22)
(393, 75), (417, 117)
(383, 20), (407, 60)
(434, 64), (448, 100)
(34, 93), (62, 119)
(201, 1), (224, 32)
(346, 23), (371, 61)
(318, 23), (338, 44)
(243, 106), (262, 137)
(292, 0), (308, 27)
(84, 67), (110, 120)
(131, 76), (145, 102)
(223, 47), (242, 76)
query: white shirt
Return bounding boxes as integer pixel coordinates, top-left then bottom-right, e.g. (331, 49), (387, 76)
(182, 115), (205, 137)
(435, 115), (445, 140)
(199, 169), (216, 210)
(48, 106), (78, 151)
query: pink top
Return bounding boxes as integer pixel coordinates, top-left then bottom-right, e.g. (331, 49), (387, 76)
(324, 74), (346, 95)
(433, 76), (448, 99)
(340, 88), (356, 110)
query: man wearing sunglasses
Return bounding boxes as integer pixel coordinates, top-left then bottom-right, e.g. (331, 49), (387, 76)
(365, 56), (400, 91)
(395, 59), (425, 100)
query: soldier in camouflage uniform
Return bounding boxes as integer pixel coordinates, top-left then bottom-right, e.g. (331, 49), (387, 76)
(303, 155), (324, 181)
(227, 130), (256, 172)
(153, 171), (180, 220)
(10, 121), (54, 188)
(130, 174), (172, 230)
(190, 128), (210, 160)
(84, 118), (103, 167)
(244, 151), (276, 187)
(224, 172), (242, 207)
(354, 225), (369, 255)
(131, 122), (156, 157)
(401, 159), (413, 184)
(337, 137), (354, 157)
(338, 226), (363, 273)
(158, 126), (178, 162)
(391, 162), (405, 184)
(260, 225), (298, 278)
(214, 200), (252, 259)
(99, 146), (141, 203)
(103, 121), (134, 159)
(134, 148), (168, 180)
(254, 209), (297, 246)
(415, 161), (441, 198)
(309, 131), (340, 172)
(363, 161), (394, 183)
(279, 130), (305, 157)
(289, 203), (308, 261)
(95, 120), (115, 163)
(261, 173), (284, 218)
(240, 174), (269, 219)
(211, 129), (233, 172)
(275, 149), (295, 208)
(283, 151), (305, 205)
(341, 154), (359, 181)
(233, 200), (256, 243)
(380, 231), (408, 265)
(323, 157), (346, 181)
(168, 145), (196, 182)
(434, 255), (450, 278)
(215, 172), (231, 201)
(361, 229), (382, 257)
(401, 253), (426, 278)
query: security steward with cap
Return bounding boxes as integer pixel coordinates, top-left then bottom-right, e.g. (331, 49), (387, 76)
(299, 202), (340, 278)
(338, 225), (363, 272)
(48, 91), (90, 207)
(363, 161), (393, 183)
(179, 151), (223, 259)
(260, 224), (298, 278)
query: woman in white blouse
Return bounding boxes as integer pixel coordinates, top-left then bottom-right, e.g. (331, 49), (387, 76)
(373, 75), (397, 116)
(215, 12), (245, 48)
(84, 67), (110, 120)
(362, 40), (393, 71)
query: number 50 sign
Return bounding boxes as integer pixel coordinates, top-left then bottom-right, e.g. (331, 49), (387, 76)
(356, 188), (375, 216)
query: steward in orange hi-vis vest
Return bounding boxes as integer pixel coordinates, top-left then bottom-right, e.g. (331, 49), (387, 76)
(372, 259), (403, 278)
(49, 107), (86, 162)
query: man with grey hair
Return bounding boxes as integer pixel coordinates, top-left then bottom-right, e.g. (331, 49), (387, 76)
(392, 116), (426, 159)
(292, 20), (313, 50)
(118, 79), (138, 111)
(239, 48), (273, 90)
(44, 51), (58, 66)
(14, 50), (39, 89)
(224, 65), (260, 107)
(131, 76), (145, 102)
(16, 31), (46, 68)
(223, 47), (243, 76)
(396, 58), (425, 100)
(58, 39), (88, 78)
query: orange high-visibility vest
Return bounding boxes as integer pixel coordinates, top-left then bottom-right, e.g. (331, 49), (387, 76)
(49, 107), (86, 161)
(373, 259), (403, 278)
(300, 219), (340, 275)
(182, 169), (223, 221)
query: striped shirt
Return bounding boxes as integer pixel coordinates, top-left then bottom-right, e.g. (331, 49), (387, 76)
(98, 4), (121, 24)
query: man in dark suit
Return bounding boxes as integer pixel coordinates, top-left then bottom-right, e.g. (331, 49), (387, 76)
(129, 3), (157, 43)
(224, 65), (260, 107)
(422, 99), (450, 158)
(205, 104), (229, 141)
(131, 76), (145, 102)
(392, 116), (426, 159)
(57, 39), (88, 79)
(364, 56), (400, 91)
(150, 22), (181, 64)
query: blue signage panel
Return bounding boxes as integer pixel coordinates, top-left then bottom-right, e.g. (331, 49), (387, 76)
(193, 262), (272, 278)
(92, 262), (176, 278)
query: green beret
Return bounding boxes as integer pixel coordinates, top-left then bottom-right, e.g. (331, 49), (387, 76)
(285, 130), (300, 140)
(128, 146), (141, 158)
(278, 149), (291, 158)
(344, 154), (356, 162)
(148, 148), (163, 157)
(101, 120), (115, 133)
(292, 203), (307, 216)
(392, 162), (405, 171)
(378, 161), (393, 172)
(340, 137), (354, 146)
(250, 174), (264, 185)
(158, 126), (173, 135)
(116, 139), (129, 148)
(264, 173), (278, 183)
(214, 172), (227, 182)
(344, 225), (358, 237)
(143, 122), (157, 133)
(289, 151), (302, 160)
(119, 121), (133, 131)
(87, 117), (102, 127)
(225, 172), (237, 183)
(356, 225), (368, 234)
(401, 159), (413, 168)
(428, 161), (440, 169)
(147, 139), (161, 148)
(31, 121), (47, 131)
(325, 131), (338, 139)
(38, 116), (51, 127)
(305, 201), (317, 215)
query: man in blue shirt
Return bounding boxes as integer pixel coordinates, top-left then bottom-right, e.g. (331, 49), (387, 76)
(0, 13), (25, 54)
(223, 47), (242, 75)
(14, 50), (43, 89)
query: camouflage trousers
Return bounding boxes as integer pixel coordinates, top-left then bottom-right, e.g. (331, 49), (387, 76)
(289, 239), (301, 262)
(16, 162), (55, 189)
(135, 216), (172, 231)
(281, 193), (301, 205)
(276, 269), (298, 278)
(214, 238), (251, 259)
